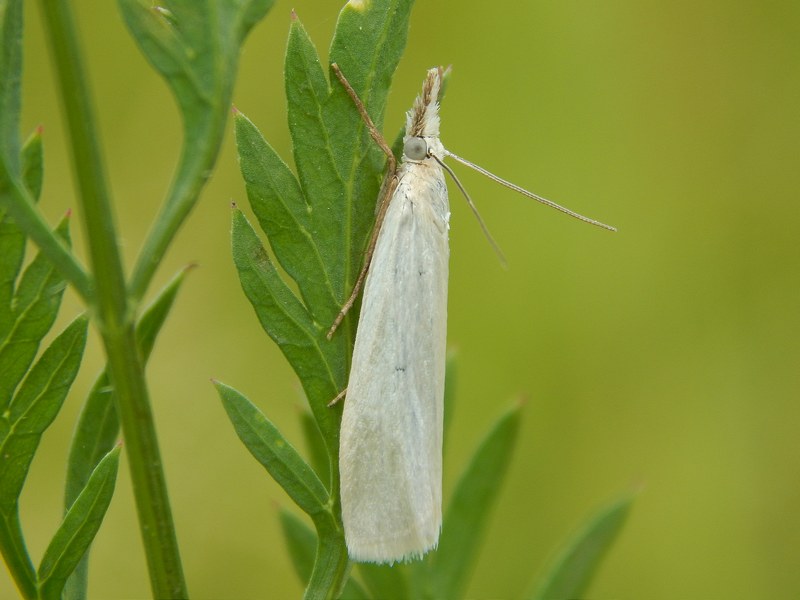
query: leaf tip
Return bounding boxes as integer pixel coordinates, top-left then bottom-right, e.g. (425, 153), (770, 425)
(290, 8), (298, 21)
(35, 123), (45, 136)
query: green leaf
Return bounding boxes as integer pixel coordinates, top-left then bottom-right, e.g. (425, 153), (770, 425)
(0, 314), (87, 599)
(121, 0), (274, 301)
(300, 410), (331, 490)
(0, 0), (23, 175)
(230, 207), (343, 445)
(325, 0), (415, 301)
(0, 314), (88, 511)
(0, 128), (42, 345)
(526, 493), (635, 600)
(232, 0), (416, 521)
(1, 0), (89, 301)
(284, 15), (361, 318)
(216, 380), (329, 518)
(118, 0), (272, 149)
(235, 0), (415, 386)
(232, 2), (416, 597)
(37, 446), (121, 600)
(20, 127), (43, 202)
(65, 266), (190, 506)
(234, 109), (340, 329)
(216, 372), (353, 599)
(0, 107), (62, 598)
(279, 509), (368, 600)
(412, 402), (523, 599)
(283, 1), (414, 323)
(0, 216), (70, 412)
(62, 268), (190, 600)
(0, 205), (24, 339)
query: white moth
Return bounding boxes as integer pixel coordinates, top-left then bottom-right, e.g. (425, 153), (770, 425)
(329, 64), (614, 565)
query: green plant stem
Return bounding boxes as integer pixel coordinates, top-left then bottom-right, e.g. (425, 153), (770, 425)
(0, 176), (92, 301)
(37, 0), (126, 323)
(307, 515), (350, 600)
(99, 323), (187, 598)
(38, 0), (187, 597)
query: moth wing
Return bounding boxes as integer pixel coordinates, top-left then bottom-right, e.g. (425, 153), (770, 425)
(340, 166), (449, 563)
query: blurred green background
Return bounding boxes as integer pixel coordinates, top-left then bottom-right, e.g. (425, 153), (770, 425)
(4, 0), (799, 598)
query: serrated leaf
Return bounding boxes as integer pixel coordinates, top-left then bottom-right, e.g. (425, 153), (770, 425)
(63, 269), (189, 600)
(412, 402), (522, 599)
(232, 3), (416, 597)
(37, 446), (120, 600)
(231, 208), (343, 443)
(325, 0), (415, 294)
(118, 0), (272, 148)
(0, 216), (70, 412)
(284, 17), (361, 312)
(216, 380), (329, 518)
(237, 0), (414, 346)
(234, 110), (339, 328)
(0, 314), (88, 511)
(232, 1), (415, 523)
(279, 509), (368, 600)
(284, 1), (414, 320)
(526, 493), (635, 600)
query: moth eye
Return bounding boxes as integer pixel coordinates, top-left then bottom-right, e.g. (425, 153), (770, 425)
(403, 137), (428, 160)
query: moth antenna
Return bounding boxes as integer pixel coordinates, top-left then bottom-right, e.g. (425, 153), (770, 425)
(445, 151), (617, 232)
(432, 154), (507, 268)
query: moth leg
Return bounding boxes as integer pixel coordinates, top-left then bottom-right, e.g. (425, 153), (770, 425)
(327, 387), (348, 407)
(327, 63), (400, 339)
(331, 63), (396, 166)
